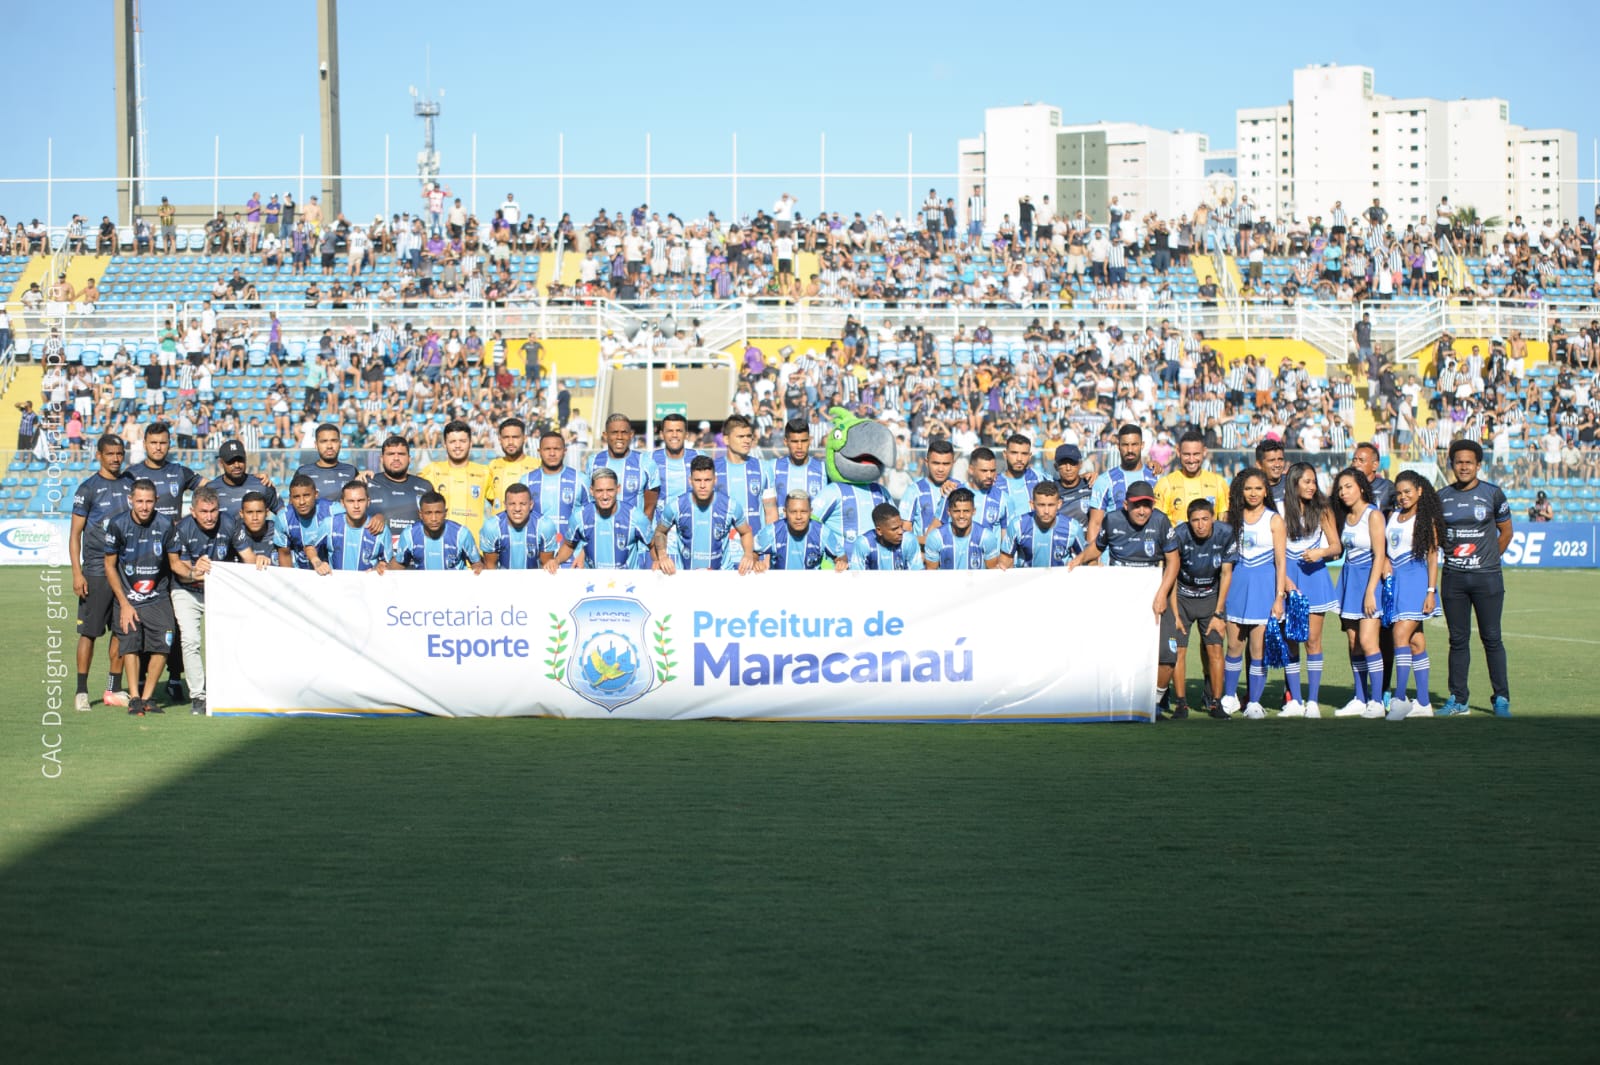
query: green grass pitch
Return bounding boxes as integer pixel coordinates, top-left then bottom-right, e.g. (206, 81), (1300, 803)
(1, 567), (1596, 1063)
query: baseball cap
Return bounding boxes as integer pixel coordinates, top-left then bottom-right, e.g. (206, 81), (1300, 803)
(1125, 480), (1156, 504)
(218, 440), (247, 462)
(1054, 444), (1082, 465)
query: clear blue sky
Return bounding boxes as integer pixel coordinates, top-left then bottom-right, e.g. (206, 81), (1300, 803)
(3, 0), (1592, 227)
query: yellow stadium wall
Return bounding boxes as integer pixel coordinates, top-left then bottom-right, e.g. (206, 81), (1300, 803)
(1204, 339), (1327, 377)
(737, 338), (837, 362)
(1404, 337), (1549, 374)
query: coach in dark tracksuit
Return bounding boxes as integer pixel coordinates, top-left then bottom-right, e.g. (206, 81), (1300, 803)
(1436, 439), (1513, 718)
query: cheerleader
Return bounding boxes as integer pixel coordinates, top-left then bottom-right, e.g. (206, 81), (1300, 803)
(1279, 462), (1342, 718)
(1381, 471), (1446, 721)
(1332, 468), (1387, 718)
(1216, 468), (1287, 719)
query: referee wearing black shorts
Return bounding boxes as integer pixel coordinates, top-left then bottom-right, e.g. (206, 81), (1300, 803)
(104, 479), (177, 716)
(1172, 498), (1233, 718)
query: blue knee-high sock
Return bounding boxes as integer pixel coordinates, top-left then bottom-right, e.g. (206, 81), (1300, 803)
(1285, 657), (1303, 703)
(1224, 654), (1243, 699)
(1349, 649), (1367, 702)
(1247, 658), (1266, 704)
(1308, 653), (1324, 703)
(1413, 653), (1431, 705)
(1393, 650), (1413, 702)
(1365, 654), (1384, 701)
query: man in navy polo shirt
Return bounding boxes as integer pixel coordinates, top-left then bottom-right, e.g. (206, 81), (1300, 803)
(70, 433), (135, 711)
(1436, 439), (1513, 717)
(104, 480), (175, 716)
(295, 423), (361, 501)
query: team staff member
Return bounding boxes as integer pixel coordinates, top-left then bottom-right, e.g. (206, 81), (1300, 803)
(925, 488), (1002, 570)
(386, 492), (484, 573)
(754, 490), (841, 571)
(166, 485), (264, 716)
(1171, 498), (1232, 719)
(716, 414), (769, 535)
(306, 481), (390, 573)
(899, 438), (958, 546)
(1352, 442), (1397, 515)
(847, 504), (925, 570)
(653, 456), (756, 574)
(208, 440), (281, 521)
(545, 469), (654, 571)
(365, 435), (434, 548)
(274, 475), (335, 569)
(766, 418), (827, 527)
(998, 433), (1043, 521)
(103, 479), (175, 716)
(295, 423), (361, 501)
(590, 413), (661, 517)
(480, 483), (559, 570)
(1381, 471), (1446, 721)
(1254, 438), (1289, 509)
(137, 421), (204, 522)
(420, 420), (492, 539)
(1052, 443), (1093, 527)
(1154, 430), (1229, 527)
(1216, 469), (1287, 720)
(998, 481), (1085, 569)
(1071, 480), (1180, 716)
(1436, 439), (1513, 717)
(70, 433), (135, 711)
(485, 417), (540, 515)
(230, 492), (279, 563)
(650, 413), (701, 505)
(1085, 424), (1158, 549)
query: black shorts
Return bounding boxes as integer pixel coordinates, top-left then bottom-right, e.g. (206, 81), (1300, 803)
(1175, 592), (1223, 648)
(321, 251), (336, 268)
(1158, 606), (1180, 667)
(76, 574), (117, 639)
(122, 597), (176, 655)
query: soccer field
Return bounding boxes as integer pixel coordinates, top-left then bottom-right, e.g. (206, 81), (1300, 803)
(1, 568), (1596, 1063)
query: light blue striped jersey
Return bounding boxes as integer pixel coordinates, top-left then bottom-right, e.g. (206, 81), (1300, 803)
(650, 447), (700, 503)
(898, 475), (955, 538)
(768, 457), (828, 504)
(715, 455), (770, 533)
(272, 498), (336, 569)
(394, 520), (482, 570)
(924, 522), (1002, 569)
(324, 515), (390, 571)
(528, 467), (589, 534)
(480, 511), (560, 569)
(1003, 514), (1086, 567)
(848, 530), (925, 570)
(998, 468), (1043, 521)
(815, 481), (892, 550)
(587, 450), (660, 510)
(754, 520), (841, 570)
(657, 491), (748, 570)
(565, 501), (654, 569)
(941, 480), (1011, 530)
(1089, 464), (1160, 512)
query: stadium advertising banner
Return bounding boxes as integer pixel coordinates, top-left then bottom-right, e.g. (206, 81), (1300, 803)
(0, 518), (71, 566)
(206, 566), (1160, 722)
(1500, 523), (1597, 568)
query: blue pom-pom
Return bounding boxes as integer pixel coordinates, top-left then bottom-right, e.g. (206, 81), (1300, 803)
(1379, 574), (1398, 625)
(1284, 590), (1311, 642)
(1264, 616), (1291, 668)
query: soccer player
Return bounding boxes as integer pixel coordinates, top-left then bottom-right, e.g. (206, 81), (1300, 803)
(274, 474), (335, 570)
(485, 417), (540, 516)
(998, 433), (1042, 521)
(754, 489), (841, 571)
(419, 420), (491, 539)
(766, 417), (826, 526)
(208, 440), (280, 521)
(716, 413), (769, 535)
(103, 479), (175, 716)
(998, 480), (1084, 569)
(1216, 469), (1287, 720)
(653, 455), (756, 574)
(295, 423), (361, 502)
(847, 503), (925, 570)
(925, 487), (1002, 570)
(950, 446), (1011, 529)
(899, 438), (958, 547)
(650, 412), (700, 505)
(1051, 443), (1093, 528)
(589, 413), (660, 517)
(165, 485), (248, 715)
(1331, 468), (1387, 718)
(1381, 471), (1446, 721)
(307, 481), (390, 573)
(387, 492), (484, 572)
(1254, 438), (1289, 509)
(137, 421), (204, 522)
(546, 468), (654, 571)
(1153, 430), (1229, 528)
(480, 483), (559, 570)
(1085, 424), (1158, 549)
(1279, 462), (1341, 718)
(230, 492), (279, 564)
(364, 435), (434, 548)
(1071, 479), (1180, 715)
(1171, 499), (1232, 718)
(1436, 439), (1513, 717)
(528, 430), (589, 543)
(70, 433), (134, 711)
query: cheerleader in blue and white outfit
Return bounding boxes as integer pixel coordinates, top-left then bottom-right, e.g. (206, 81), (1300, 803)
(1380, 471), (1446, 721)
(1218, 467), (1286, 720)
(1332, 468), (1388, 718)
(1279, 462), (1342, 718)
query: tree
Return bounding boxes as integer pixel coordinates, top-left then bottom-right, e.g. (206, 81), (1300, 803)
(1451, 205), (1503, 229)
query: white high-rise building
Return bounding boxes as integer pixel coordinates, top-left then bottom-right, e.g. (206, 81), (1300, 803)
(1236, 104), (1293, 221)
(1511, 129), (1578, 224)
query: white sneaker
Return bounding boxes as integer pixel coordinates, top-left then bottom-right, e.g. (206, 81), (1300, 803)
(1220, 695), (1241, 716)
(74, 692), (91, 712)
(1335, 699), (1366, 717)
(1280, 700), (1306, 718)
(1243, 702), (1266, 719)
(1305, 701), (1322, 719)
(1408, 701), (1434, 718)
(1385, 700), (1411, 722)
(1362, 700), (1387, 719)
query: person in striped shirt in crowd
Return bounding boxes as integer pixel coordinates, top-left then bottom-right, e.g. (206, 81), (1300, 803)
(900, 437), (958, 547)
(999, 481), (1084, 568)
(484, 417), (540, 516)
(650, 412), (699, 505)
(754, 489), (842, 571)
(545, 468), (655, 571)
(924, 488), (1002, 570)
(386, 492), (483, 573)
(306, 481), (390, 573)
(590, 413), (661, 518)
(715, 413), (770, 536)
(652, 455), (756, 575)
(997, 433), (1043, 520)
(273, 474), (335, 569)
(765, 418), (827, 526)
(847, 503), (925, 570)
(1085, 423), (1158, 549)
(479, 483), (560, 570)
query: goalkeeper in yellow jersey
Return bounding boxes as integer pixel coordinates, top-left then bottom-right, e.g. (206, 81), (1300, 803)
(485, 417), (540, 516)
(419, 419), (491, 538)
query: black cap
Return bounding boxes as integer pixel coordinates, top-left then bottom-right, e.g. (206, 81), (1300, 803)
(1054, 444), (1082, 465)
(218, 440), (246, 462)
(1125, 480), (1156, 504)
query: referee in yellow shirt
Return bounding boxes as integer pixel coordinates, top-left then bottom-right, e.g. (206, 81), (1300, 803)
(419, 419), (491, 538)
(1154, 430), (1230, 526)
(485, 417), (540, 516)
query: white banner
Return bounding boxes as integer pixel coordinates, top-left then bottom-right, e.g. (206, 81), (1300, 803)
(0, 518), (71, 565)
(205, 566), (1160, 722)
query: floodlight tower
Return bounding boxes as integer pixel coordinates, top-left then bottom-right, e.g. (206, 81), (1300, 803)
(411, 81), (443, 187)
(317, 0), (343, 218)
